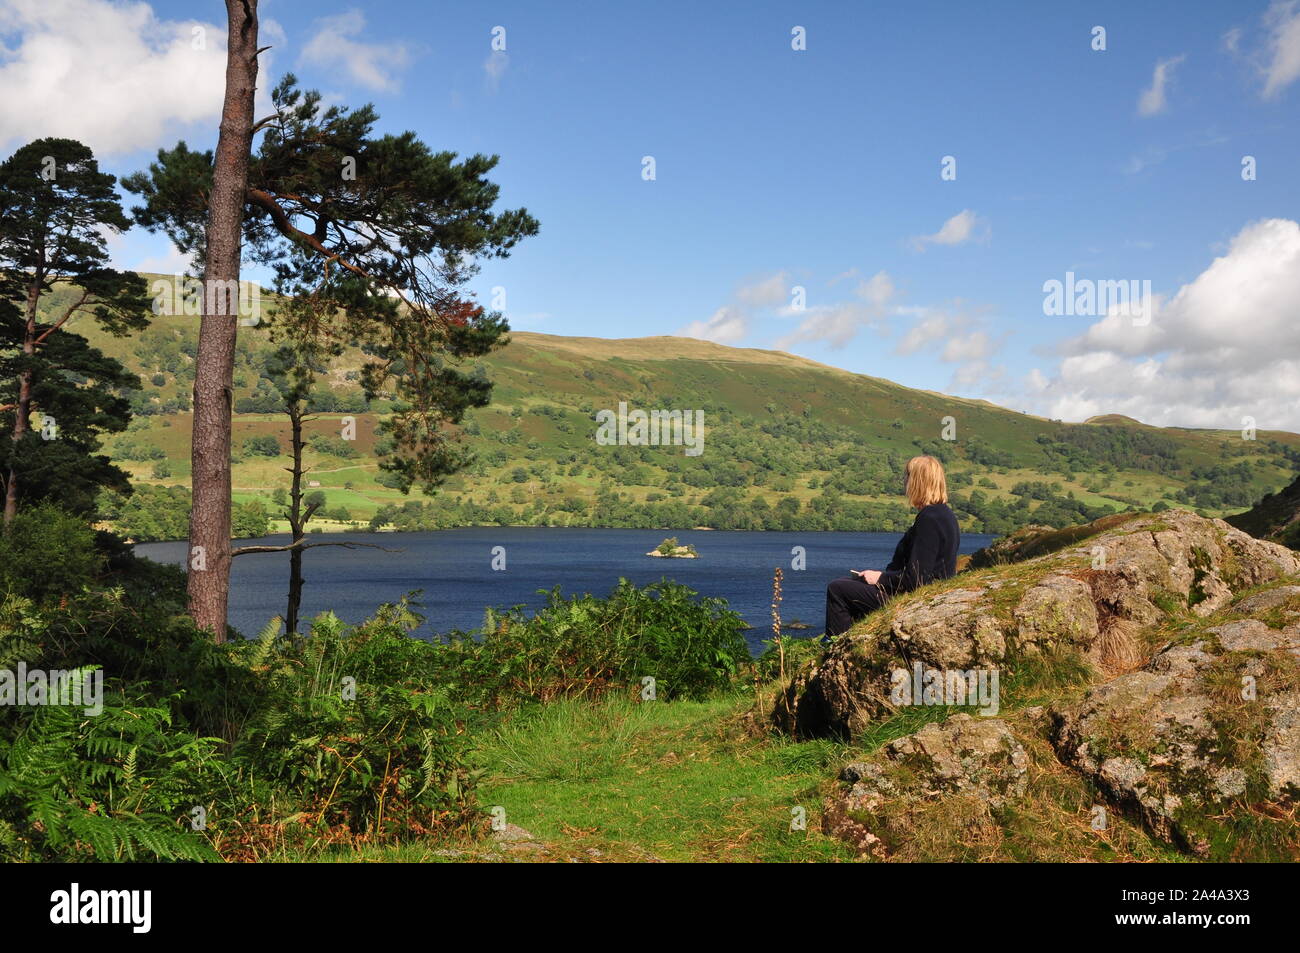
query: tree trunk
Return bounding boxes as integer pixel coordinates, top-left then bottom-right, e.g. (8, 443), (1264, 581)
(3, 279), (41, 526)
(285, 402), (306, 635)
(187, 0), (260, 640)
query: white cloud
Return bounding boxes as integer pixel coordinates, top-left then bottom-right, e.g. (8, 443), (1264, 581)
(679, 305), (748, 344)
(952, 358), (1004, 391)
(0, 0), (233, 155)
(1138, 54), (1186, 116)
(1262, 0), (1300, 97)
(1030, 218), (1300, 429)
(774, 270), (896, 349)
(484, 51), (509, 92)
(299, 10), (412, 93)
(133, 244), (197, 276)
(892, 304), (1006, 390)
(774, 302), (881, 350)
(736, 270), (789, 308)
(679, 271), (789, 344)
(896, 308), (951, 355)
(942, 330), (993, 363)
(910, 210), (983, 251)
(855, 270), (895, 308)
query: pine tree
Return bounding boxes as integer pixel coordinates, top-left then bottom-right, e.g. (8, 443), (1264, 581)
(0, 138), (150, 523)
(126, 63), (538, 638)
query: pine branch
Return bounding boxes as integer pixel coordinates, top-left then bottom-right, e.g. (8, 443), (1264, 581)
(230, 539), (400, 557)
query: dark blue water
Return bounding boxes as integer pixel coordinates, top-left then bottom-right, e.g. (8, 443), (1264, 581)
(133, 528), (994, 654)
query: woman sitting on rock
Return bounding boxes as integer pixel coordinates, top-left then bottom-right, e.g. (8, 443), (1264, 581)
(824, 454), (960, 639)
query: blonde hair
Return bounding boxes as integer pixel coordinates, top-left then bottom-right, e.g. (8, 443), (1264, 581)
(904, 455), (948, 508)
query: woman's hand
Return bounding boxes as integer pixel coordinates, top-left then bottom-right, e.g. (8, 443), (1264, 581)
(852, 569), (882, 585)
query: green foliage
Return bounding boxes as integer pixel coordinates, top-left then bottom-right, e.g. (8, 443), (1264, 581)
(1043, 424), (1181, 475)
(1180, 460), (1272, 509)
(482, 698), (655, 782)
(233, 607), (480, 841)
(439, 579), (749, 707)
(953, 485), (1117, 536)
(307, 433), (358, 459)
(243, 434), (282, 457)
(127, 73), (538, 495)
(0, 527), (245, 862)
(232, 499), (270, 538)
(0, 546), (480, 860)
(754, 634), (826, 682)
(101, 486), (272, 543)
(112, 436), (167, 461)
(99, 484), (190, 541)
(0, 503), (102, 604)
(0, 675), (222, 862)
(0, 138), (150, 519)
(74, 304), (1300, 538)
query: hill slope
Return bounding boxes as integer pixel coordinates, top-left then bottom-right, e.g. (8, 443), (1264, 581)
(1227, 472), (1300, 549)
(46, 282), (1300, 540)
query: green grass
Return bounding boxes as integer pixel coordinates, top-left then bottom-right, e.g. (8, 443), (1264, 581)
(282, 693), (860, 863)
(472, 694), (858, 862)
(482, 697), (661, 783)
(274, 684), (1185, 864)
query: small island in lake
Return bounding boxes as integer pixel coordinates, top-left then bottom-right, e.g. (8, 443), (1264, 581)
(647, 536), (698, 558)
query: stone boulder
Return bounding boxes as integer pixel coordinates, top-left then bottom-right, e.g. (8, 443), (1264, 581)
(822, 715), (1029, 858)
(776, 510), (1300, 739)
(1050, 584), (1300, 857)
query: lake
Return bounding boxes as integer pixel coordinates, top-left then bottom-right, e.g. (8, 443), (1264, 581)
(133, 527), (996, 655)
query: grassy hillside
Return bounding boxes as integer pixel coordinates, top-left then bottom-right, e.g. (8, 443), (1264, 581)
(50, 277), (1300, 540)
(1225, 472), (1300, 549)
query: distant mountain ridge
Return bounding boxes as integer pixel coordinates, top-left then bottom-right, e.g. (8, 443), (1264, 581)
(34, 277), (1300, 540)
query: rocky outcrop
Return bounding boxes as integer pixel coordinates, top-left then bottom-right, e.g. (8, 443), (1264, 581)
(963, 523), (1054, 569)
(776, 510), (1300, 739)
(1050, 584), (1300, 856)
(822, 715), (1029, 859)
(964, 515), (1137, 569)
(797, 510), (1300, 859)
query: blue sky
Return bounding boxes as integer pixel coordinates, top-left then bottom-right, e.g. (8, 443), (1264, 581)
(3, 0), (1299, 429)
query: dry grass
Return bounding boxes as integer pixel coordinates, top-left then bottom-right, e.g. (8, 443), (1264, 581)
(1097, 617), (1147, 678)
(836, 717), (1183, 863)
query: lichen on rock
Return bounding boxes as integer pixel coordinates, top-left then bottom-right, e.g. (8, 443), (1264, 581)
(778, 509), (1300, 860)
(1050, 597), (1300, 857)
(822, 715), (1029, 859)
(776, 510), (1299, 739)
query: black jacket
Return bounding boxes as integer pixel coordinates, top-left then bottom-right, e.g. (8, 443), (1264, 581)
(876, 503), (960, 596)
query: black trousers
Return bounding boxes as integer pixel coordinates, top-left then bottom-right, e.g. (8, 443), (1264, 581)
(824, 575), (886, 638)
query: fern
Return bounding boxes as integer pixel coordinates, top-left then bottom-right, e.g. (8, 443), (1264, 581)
(247, 616), (283, 670)
(0, 673), (221, 862)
